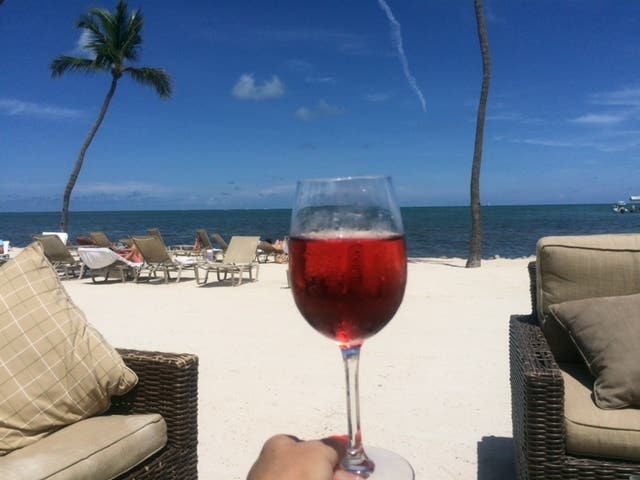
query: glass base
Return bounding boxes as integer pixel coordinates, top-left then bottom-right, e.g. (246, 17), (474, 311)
(342, 446), (414, 479)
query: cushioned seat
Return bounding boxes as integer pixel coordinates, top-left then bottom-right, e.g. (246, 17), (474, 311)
(561, 363), (640, 462)
(0, 244), (198, 479)
(0, 414), (167, 480)
(511, 234), (640, 478)
(536, 234), (640, 362)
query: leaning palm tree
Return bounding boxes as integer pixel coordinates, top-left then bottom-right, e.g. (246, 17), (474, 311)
(51, 0), (172, 233)
(466, 0), (491, 268)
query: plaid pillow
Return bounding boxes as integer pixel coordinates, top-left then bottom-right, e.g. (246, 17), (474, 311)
(0, 243), (138, 455)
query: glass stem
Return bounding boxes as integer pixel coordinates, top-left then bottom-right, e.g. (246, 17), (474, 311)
(341, 345), (374, 475)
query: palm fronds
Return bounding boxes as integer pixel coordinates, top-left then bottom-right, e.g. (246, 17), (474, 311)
(125, 67), (172, 98)
(50, 56), (104, 77)
(53, 0), (165, 90)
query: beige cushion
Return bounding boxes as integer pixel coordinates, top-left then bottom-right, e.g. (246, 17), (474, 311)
(560, 363), (640, 461)
(0, 414), (167, 480)
(536, 234), (640, 361)
(550, 293), (640, 409)
(0, 243), (138, 455)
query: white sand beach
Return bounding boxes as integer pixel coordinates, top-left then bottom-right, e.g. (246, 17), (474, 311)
(60, 256), (534, 479)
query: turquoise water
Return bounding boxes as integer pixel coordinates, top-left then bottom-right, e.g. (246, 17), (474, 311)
(1, 204), (638, 258)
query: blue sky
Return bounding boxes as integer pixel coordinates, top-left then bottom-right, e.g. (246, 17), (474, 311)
(2, 1), (640, 211)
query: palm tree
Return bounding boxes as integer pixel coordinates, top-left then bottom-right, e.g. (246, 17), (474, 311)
(51, 0), (172, 233)
(466, 0), (491, 268)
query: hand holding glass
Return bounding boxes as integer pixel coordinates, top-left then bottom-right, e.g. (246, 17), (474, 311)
(289, 176), (414, 479)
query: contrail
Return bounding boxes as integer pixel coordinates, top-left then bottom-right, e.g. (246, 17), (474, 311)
(377, 0), (426, 112)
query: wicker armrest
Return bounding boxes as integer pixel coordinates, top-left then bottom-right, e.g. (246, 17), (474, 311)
(509, 314), (566, 478)
(107, 349), (199, 480)
(108, 349), (198, 450)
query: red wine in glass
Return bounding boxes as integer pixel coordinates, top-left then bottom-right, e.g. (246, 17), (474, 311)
(289, 235), (407, 347)
(290, 176), (414, 479)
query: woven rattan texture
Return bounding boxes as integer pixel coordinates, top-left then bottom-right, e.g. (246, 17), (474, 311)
(111, 349), (198, 480)
(510, 262), (640, 479)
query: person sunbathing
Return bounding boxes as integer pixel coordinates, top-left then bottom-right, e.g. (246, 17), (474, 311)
(119, 244), (143, 263)
(272, 239), (289, 263)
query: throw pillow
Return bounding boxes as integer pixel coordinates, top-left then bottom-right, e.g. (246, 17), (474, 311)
(549, 293), (640, 409)
(0, 243), (138, 455)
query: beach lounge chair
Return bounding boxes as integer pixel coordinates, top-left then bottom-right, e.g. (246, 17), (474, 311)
(33, 234), (82, 279)
(256, 240), (286, 263)
(147, 227), (166, 244)
(90, 231), (134, 249)
(132, 235), (198, 283)
(195, 235), (260, 286)
(212, 232), (229, 252)
(196, 229), (214, 250)
(510, 234), (640, 479)
(90, 231), (115, 248)
(77, 247), (143, 283)
(150, 227), (196, 256)
(42, 231), (69, 245)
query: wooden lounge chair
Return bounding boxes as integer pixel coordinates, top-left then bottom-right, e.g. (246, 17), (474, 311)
(33, 234), (82, 279)
(132, 236), (197, 283)
(195, 236), (260, 286)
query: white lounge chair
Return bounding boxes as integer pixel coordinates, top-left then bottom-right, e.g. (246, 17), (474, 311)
(77, 247), (143, 283)
(195, 236), (260, 286)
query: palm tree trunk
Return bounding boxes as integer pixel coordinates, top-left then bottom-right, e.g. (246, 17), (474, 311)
(466, 0), (491, 268)
(61, 76), (118, 233)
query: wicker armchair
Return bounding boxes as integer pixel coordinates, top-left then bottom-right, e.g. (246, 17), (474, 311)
(509, 261), (640, 479)
(110, 349), (199, 480)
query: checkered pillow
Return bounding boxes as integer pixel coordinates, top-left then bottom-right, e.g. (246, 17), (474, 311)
(0, 243), (138, 455)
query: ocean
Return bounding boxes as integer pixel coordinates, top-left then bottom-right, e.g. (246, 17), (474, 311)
(1, 204), (639, 258)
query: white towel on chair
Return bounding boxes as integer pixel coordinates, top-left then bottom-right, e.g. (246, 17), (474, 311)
(77, 247), (142, 269)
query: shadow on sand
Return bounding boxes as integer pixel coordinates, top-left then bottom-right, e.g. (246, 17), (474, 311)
(477, 436), (516, 479)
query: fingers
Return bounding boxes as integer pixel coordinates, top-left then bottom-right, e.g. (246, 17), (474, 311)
(333, 470), (363, 480)
(258, 434), (301, 456)
(248, 433), (359, 480)
(320, 434), (349, 463)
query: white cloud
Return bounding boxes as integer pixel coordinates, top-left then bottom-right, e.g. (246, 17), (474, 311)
(72, 29), (94, 57)
(257, 28), (371, 55)
(295, 106), (313, 121)
(0, 98), (83, 119)
(232, 74), (285, 100)
(305, 76), (336, 85)
(295, 100), (345, 121)
(570, 113), (626, 126)
(589, 87), (640, 107)
(506, 135), (640, 153)
(515, 138), (578, 148)
(364, 92), (391, 102)
(75, 181), (171, 195)
(257, 183), (296, 197)
(377, 0), (426, 112)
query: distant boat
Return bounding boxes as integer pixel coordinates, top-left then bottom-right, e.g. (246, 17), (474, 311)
(612, 196), (640, 213)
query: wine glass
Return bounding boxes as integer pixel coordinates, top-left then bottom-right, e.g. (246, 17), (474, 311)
(289, 175), (414, 479)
